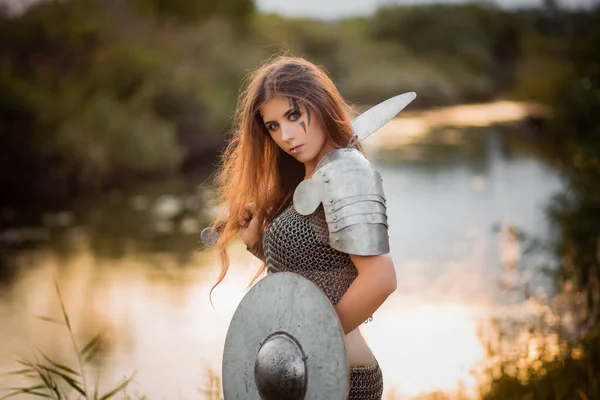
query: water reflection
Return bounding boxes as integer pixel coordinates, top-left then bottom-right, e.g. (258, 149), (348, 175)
(0, 126), (564, 399)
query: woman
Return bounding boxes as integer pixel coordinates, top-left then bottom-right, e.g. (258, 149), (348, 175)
(210, 55), (397, 399)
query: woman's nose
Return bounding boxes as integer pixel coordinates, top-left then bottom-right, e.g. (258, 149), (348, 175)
(281, 125), (295, 142)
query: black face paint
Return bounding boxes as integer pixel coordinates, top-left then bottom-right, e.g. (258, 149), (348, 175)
(305, 105), (312, 127)
(291, 98), (300, 113)
(290, 98), (307, 134)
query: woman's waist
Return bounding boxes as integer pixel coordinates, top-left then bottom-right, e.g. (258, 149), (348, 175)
(344, 328), (375, 368)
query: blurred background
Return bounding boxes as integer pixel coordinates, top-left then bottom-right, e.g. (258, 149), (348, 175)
(0, 0), (599, 398)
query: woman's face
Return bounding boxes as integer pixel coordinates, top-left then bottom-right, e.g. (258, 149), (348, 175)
(259, 95), (333, 173)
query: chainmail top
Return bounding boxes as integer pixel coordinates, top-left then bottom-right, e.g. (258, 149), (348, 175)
(350, 360), (384, 399)
(263, 202), (358, 305)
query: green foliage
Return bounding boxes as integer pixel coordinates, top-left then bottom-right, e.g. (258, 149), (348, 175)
(250, 14), (345, 78)
(0, 0), (595, 207)
(482, 6), (600, 399)
(0, 0), (107, 81)
(128, 0), (219, 24)
(0, 0), (250, 205)
(127, 0), (254, 25)
(368, 4), (492, 57)
(367, 4), (570, 100)
(483, 328), (600, 399)
(544, 6), (600, 328)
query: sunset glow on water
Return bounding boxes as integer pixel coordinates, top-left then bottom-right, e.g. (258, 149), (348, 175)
(0, 125), (564, 399)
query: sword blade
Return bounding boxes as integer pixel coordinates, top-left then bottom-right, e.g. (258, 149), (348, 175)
(351, 92), (417, 142)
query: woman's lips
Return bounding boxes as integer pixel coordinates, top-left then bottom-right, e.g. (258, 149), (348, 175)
(290, 145), (304, 154)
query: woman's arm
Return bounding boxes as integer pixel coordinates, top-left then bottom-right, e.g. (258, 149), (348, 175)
(334, 253), (397, 335)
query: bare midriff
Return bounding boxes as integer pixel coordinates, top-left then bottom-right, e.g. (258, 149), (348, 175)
(344, 328), (375, 367)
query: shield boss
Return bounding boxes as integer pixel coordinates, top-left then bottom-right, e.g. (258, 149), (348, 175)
(222, 272), (349, 399)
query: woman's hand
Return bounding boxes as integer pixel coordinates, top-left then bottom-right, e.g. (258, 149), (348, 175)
(239, 202), (262, 250)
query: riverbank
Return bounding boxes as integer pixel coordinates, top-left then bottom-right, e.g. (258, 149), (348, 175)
(363, 100), (549, 150)
(0, 99), (548, 223)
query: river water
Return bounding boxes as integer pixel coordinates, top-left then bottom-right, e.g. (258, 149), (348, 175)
(0, 125), (564, 399)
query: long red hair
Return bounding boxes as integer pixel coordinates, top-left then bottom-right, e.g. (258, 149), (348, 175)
(209, 55), (365, 295)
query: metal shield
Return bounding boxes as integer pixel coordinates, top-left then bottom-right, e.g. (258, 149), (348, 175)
(222, 272), (349, 400)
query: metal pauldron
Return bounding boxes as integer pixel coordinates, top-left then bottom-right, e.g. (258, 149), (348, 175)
(293, 148), (390, 256)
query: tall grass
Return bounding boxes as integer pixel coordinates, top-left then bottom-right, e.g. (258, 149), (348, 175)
(0, 281), (137, 400)
(198, 367), (223, 400)
(480, 325), (600, 399)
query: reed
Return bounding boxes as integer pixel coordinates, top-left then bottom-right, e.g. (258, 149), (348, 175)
(1, 280), (136, 400)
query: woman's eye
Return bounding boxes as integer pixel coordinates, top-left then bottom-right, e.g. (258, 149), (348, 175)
(267, 123), (279, 131)
(289, 112), (301, 121)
